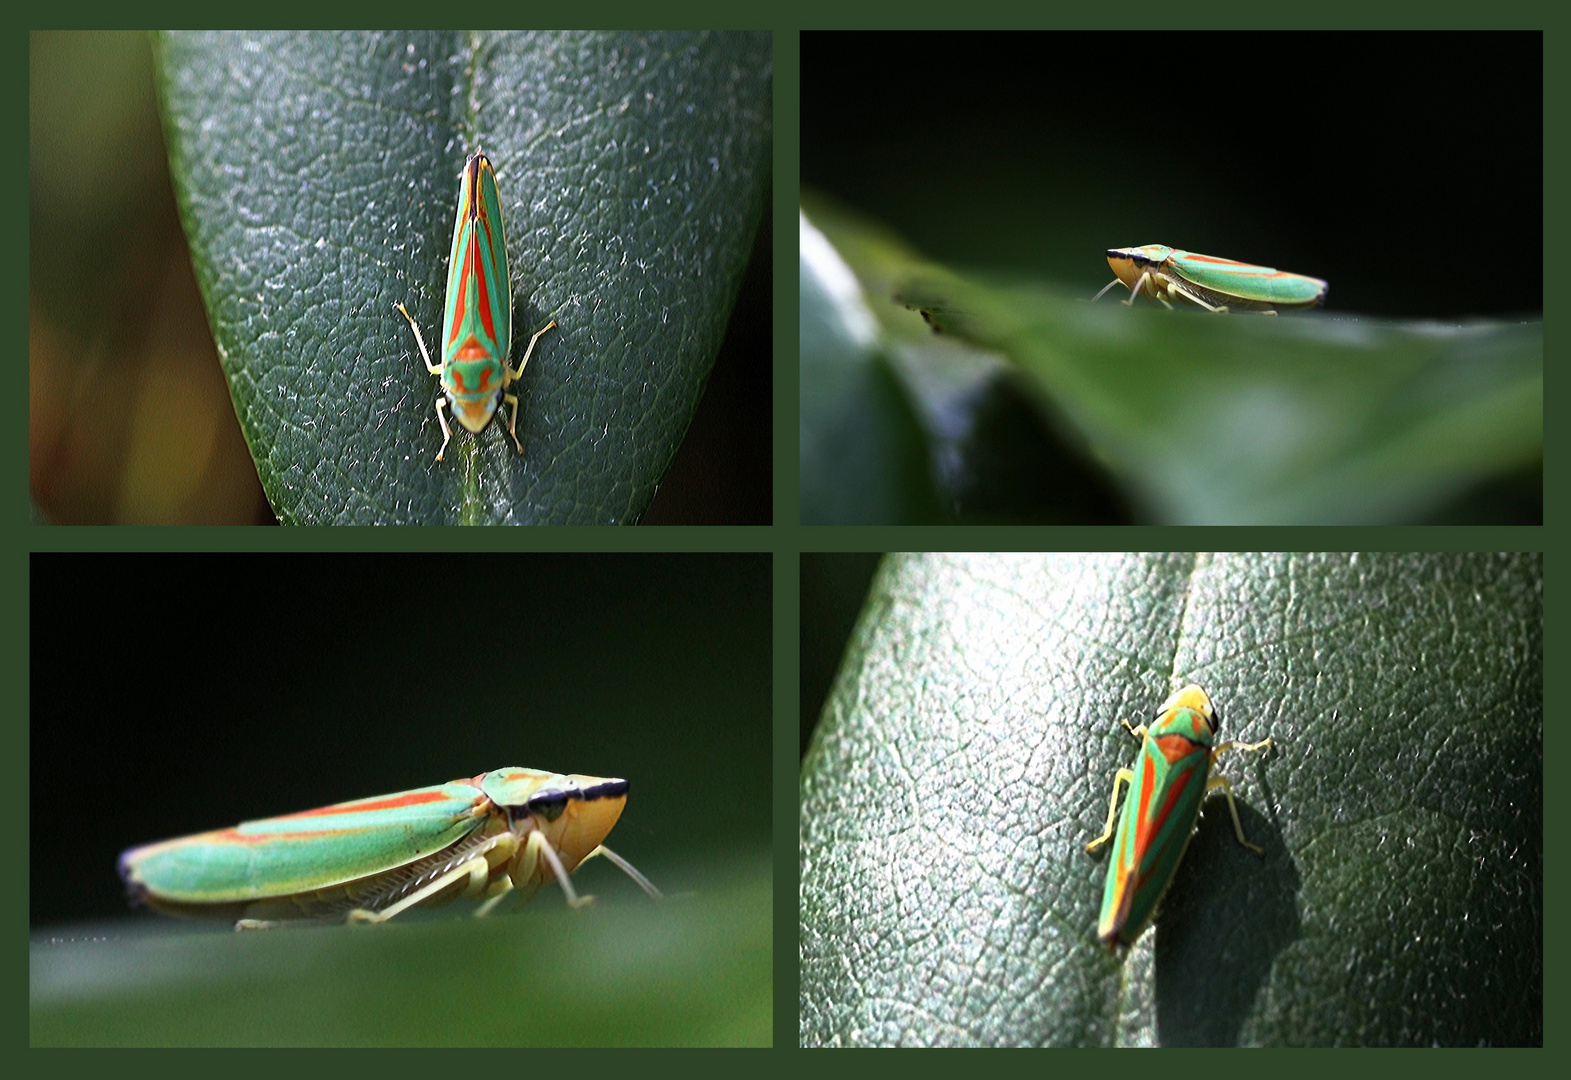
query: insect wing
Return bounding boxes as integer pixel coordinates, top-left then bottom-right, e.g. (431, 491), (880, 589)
(440, 152), (514, 432)
(1166, 249), (1328, 308)
(119, 780), (491, 906)
(1097, 700), (1216, 947)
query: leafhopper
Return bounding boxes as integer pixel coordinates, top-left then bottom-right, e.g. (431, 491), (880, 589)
(1093, 244), (1328, 315)
(119, 768), (660, 928)
(1084, 685), (1272, 950)
(395, 150), (556, 461)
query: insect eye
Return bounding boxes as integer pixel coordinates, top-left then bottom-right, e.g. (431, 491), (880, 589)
(532, 795), (569, 822)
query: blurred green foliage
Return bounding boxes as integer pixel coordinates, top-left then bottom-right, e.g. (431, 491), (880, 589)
(33, 854), (770, 1046)
(800, 198), (1541, 524)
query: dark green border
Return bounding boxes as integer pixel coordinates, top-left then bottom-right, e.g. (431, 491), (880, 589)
(24, 14), (1559, 1050)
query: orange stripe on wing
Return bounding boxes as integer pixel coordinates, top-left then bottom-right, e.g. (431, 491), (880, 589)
(473, 199), (497, 343)
(1132, 753), (1157, 855)
(1179, 253), (1271, 271)
(206, 825), (381, 845)
(1137, 761), (1193, 850)
(274, 788), (474, 820)
(447, 223), (473, 352)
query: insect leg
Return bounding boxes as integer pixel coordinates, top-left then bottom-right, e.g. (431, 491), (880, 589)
(1085, 766), (1136, 854)
(1124, 269), (1154, 307)
(1090, 278), (1126, 304)
(1165, 279), (1231, 314)
(582, 844), (664, 900)
(1203, 773), (1267, 857)
(517, 829), (596, 908)
(506, 320), (557, 384)
(502, 393), (524, 454)
(394, 302), (444, 374)
(433, 397), (454, 462)
(1214, 737), (1274, 759)
(473, 876), (516, 917)
(346, 832), (516, 924)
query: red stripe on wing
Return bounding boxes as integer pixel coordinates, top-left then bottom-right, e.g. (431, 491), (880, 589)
(273, 788), (475, 820)
(473, 195), (497, 344)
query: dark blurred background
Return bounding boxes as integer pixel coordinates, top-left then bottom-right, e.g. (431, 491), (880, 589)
(800, 553), (881, 759)
(30, 553), (772, 926)
(802, 31), (1541, 319)
(29, 31), (770, 525)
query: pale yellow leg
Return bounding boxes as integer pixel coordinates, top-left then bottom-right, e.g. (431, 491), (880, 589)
(518, 829), (595, 908)
(1166, 280), (1282, 316)
(474, 876), (515, 918)
(1206, 736), (1274, 856)
(1090, 278), (1126, 304)
(345, 851), (495, 924)
(1167, 280), (1229, 314)
(1123, 269), (1153, 307)
(1215, 737), (1274, 758)
(585, 844), (664, 900)
(1085, 767), (1134, 854)
(502, 393), (523, 454)
(1085, 720), (1149, 854)
(394, 302), (443, 375)
(343, 831), (516, 924)
(394, 302), (455, 460)
(481, 836), (662, 914)
(505, 320), (557, 383)
(1204, 775), (1266, 856)
(496, 320), (554, 456)
(433, 397), (453, 461)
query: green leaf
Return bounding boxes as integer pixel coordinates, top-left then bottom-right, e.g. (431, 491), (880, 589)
(802, 198), (1541, 524)
(155, 32), (771, 524)
(799, 212), (943, 524)
(800, 553), (1542, 1046)
(32, 853), (769, 1046)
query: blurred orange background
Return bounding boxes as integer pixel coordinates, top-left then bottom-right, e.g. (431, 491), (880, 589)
(30, 31), (274, 524)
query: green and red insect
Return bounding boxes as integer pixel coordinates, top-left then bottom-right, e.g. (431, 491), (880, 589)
(395, 150), (556, 462)
(1093, 244), (1328, 314)
(119, 768), (660, 928)
(1084, 685), (1272, 950)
